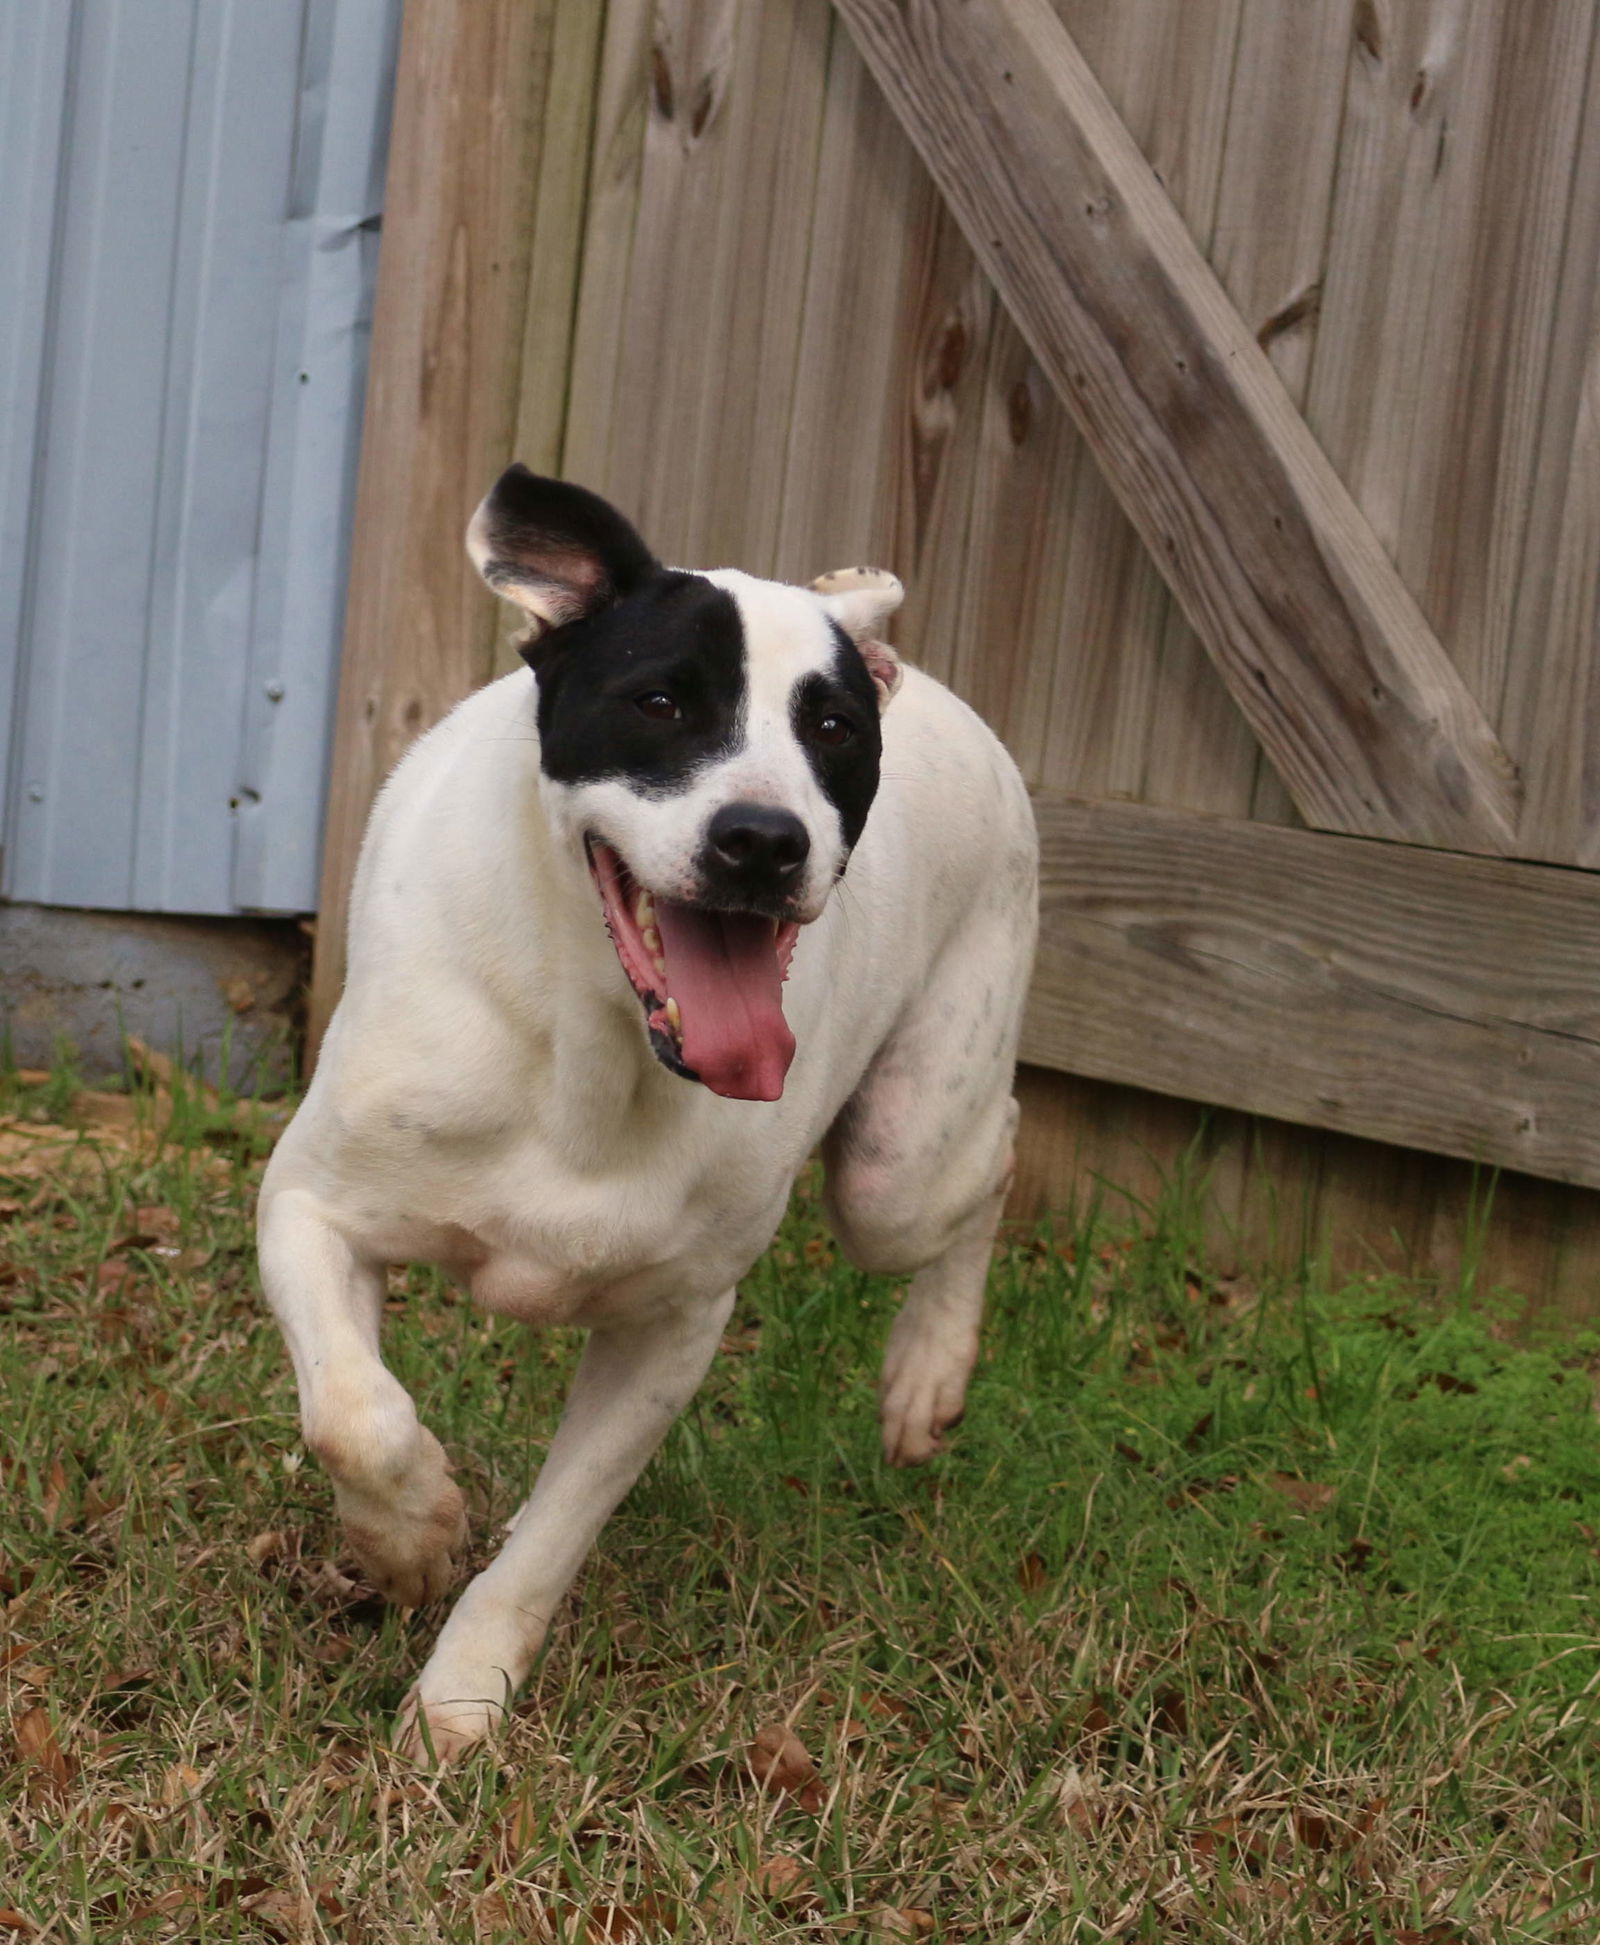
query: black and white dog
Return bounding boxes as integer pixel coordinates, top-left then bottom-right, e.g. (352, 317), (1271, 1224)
(258, 468), (1038, 1758)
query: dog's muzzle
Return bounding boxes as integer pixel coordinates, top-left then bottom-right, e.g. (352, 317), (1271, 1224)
(587, 839), (802, 1102)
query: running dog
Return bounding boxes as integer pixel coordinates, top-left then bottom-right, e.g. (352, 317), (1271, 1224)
(257, 467), (1038, 1758)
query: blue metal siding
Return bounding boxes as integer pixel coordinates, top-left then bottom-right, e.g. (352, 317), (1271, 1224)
(0, 0), (401, 916)
(0, 7), (75, 861)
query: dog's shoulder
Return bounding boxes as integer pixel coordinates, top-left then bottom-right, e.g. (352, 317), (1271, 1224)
(879, 664), (1035, 850)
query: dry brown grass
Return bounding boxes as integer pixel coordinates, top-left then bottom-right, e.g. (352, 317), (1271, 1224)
(1, 1059), (1598, 1939)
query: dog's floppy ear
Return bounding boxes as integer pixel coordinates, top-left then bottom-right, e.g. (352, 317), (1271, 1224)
(467, 466), (657, 641)
(812, 565), (905, 711)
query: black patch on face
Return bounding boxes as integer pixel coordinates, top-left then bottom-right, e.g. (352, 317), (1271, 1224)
(531, 571), (748, 793)
(790, 629), (883, 851)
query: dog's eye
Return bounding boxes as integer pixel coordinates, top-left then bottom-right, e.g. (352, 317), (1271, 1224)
(814, 714), (855, 747)
(635, 692), (682, 722)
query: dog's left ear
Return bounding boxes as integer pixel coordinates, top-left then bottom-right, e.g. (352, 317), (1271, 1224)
(467, 466), (657, 643)
(812, 566), (905, 711)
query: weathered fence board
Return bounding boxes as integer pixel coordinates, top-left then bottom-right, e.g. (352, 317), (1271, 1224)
(1501, 28), (1600, 869)
(310, 0), (591, 1037)
(1307, 2), (1596, 742)
(1030, 0), (1241, 812)
(1024, 794), (1600, 1187)
(1144, 0), (1352, 827)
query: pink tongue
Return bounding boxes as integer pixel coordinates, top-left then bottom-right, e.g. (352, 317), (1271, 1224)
(654, 900), (795, 1102)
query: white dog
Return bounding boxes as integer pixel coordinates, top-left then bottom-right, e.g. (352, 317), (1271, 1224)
(258, 468), (1037, 1758)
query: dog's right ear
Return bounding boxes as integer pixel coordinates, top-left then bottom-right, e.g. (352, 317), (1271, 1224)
(467, 466), (657, 645)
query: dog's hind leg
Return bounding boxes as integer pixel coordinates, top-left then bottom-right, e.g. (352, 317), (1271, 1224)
(258, 1188), (466, 1605)
(823, 927), (1027, 1465)
(400, 1286), (735, 1761)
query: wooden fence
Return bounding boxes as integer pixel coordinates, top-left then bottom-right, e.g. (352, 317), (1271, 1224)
(312, 0), (1600, 1309)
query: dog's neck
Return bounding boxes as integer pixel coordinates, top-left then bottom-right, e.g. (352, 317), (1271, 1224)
(470, 717), (693, 1168)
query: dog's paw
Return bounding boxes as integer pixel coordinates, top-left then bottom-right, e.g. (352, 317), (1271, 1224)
(394, 1686), (504, 1766)
(338, 1427), (468, 1607)
(879, 1322), (976, 1467)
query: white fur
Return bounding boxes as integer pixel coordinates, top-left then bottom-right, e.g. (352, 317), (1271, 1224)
(257, 571), (1038, 1762)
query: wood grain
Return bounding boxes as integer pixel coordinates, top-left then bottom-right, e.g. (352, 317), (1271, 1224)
(1024, 793), (1600, 1187)
(1500, 19), (1600, 866)
(1306, 1), (1597, 772)
(830, 0), (1522, 854)
(309, 0), (583, 1047)
(562, 0), (842, 579)
(1140, 0), (1353, 826)
(1036, 0), (1243, 810)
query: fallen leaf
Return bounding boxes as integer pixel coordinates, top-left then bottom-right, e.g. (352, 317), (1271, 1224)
(873, 1910), (935, 1938)
(1150, 1687), (1188, 1735)
(123, 1890), (199, 1923)
(1292, 1807), (1336, 1851)
(1055, 1763), (1101, 1831)
(133, 1203), (182, 1241)
(1266, 1472), (1336, 1511)
(95, 1663), (154, 1698)
(238, 1886), (307, 1941)
(247, 1530), (288, 1571)
(1078, 1698), (1114, 1738)
(583, 1899), (677, 1943)
(72, 1090), (140, 1131)
(0, 1909), (36, 1934)
(912, 1785), (968, 1822)
(95, 1259), (140, 1297)
(754, 1856), (822, 1912)
(212, 1877), (273, 1908)
(161, 1762), (204, 1805)
(748, 1723), (826, 1812)
(1190, 1814), (1272, 1868)
(1501, 1454), (1535, 1480)
(856, 1688), (913, 1722)
(40, 1455), (68, 1528)
(1016, 1551), (1049, 1592)
(14, 1706), (75, 1794)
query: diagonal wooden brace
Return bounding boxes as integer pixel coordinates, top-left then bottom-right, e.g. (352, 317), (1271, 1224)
(831, 0), (1522, 855)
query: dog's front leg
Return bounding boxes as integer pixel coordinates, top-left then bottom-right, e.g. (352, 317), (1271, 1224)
(401, 1287), (735, 1762)
(259, 1188), (467, 1604)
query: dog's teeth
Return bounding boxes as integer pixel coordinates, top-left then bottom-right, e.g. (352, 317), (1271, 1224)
(642, 924), (662, 958)
(635, 891), (655, 928)
(664, 997), (681, 1033)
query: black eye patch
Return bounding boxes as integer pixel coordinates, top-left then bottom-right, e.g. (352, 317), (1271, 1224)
(532, 573), (747, 795)
(791, 632), (883, 851)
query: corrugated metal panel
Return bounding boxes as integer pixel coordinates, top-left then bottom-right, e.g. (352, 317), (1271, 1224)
(0, 7), (76, 846)
(0, 0), (400, 916)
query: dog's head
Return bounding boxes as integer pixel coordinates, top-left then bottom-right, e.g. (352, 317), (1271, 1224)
(468, 466), (904, 1103)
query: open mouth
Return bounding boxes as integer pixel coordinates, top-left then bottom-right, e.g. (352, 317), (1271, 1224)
(587, 840), (802, 1102)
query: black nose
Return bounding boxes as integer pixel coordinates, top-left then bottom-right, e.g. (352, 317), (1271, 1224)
(705, 802), (811, 893)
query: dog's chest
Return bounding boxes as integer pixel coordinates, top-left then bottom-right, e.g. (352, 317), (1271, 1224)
(342, 1121), (788, 1327)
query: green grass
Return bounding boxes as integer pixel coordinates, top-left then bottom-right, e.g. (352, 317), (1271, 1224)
(2, 1051), (1600, 1940)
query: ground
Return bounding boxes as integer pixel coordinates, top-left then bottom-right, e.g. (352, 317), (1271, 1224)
(2, 1055), (1599, 1941)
